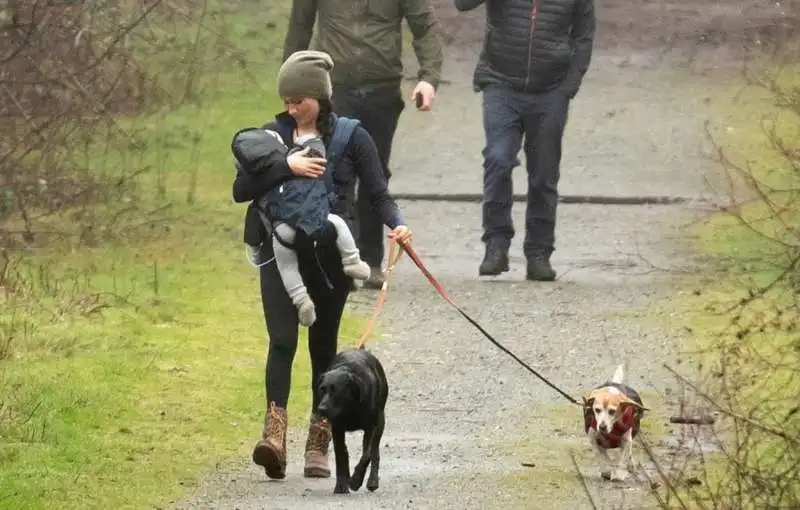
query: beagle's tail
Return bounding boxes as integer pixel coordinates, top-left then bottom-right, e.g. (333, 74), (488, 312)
(612, 363), (625, 384)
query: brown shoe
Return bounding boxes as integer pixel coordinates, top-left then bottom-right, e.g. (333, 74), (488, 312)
(363, 267), (385, 290)
(252, 402), (287, 479)
(303, 413), (332, 478)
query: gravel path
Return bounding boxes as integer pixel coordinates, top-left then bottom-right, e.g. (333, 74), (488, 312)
(173, 0), (778, 507)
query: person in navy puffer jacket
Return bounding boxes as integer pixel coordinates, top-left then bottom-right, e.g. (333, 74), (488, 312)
(455, 0), (595, 282)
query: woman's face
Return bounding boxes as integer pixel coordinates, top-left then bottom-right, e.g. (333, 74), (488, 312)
(284, 97), (320, 126)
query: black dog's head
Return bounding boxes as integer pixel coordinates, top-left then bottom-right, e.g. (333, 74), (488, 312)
(317, 367), (360, 421)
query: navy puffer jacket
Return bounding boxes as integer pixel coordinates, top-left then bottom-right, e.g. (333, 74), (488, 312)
(455, 0), (595, 97)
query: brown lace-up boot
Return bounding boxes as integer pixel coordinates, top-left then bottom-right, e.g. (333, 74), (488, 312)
(252, 402), (287, 479)
(303, 413), (332, 478)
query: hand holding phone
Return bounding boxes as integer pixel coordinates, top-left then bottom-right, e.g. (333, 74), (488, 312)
(411, 81), (435, 111)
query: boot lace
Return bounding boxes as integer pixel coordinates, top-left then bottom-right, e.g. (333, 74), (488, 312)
(306, 415), (331, 453)
(266, 402), (287, 443)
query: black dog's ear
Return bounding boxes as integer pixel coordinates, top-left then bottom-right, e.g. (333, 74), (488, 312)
(316, 372), (328, 392)
(347, 372), (362, 404)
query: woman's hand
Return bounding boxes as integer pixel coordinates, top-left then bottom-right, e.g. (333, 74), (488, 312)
(387, 225), (412, 246)
(287, 148), (326, 178)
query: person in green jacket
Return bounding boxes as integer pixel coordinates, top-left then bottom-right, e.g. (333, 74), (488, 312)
(283, 0), (444, 290)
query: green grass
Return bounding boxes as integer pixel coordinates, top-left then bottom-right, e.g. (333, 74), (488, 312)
(0, 1), (371, 509)
(660, 66), (799, 508)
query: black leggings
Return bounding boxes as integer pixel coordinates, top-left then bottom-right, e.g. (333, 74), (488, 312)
(259, 240), (351, 411)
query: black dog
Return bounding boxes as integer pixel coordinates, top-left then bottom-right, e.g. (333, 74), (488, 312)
(316, 347), (389, 494)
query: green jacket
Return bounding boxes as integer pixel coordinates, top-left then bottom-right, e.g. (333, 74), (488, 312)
(282, 0), (444, 90)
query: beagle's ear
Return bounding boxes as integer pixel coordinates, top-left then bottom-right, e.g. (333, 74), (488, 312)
(619, 396), (645, 410)
(583, 389), (600, 407)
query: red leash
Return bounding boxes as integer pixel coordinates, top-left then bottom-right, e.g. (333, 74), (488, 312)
(400, 243), (583, 407)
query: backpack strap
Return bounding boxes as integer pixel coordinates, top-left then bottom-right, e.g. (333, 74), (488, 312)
(323, 116), (360, 193)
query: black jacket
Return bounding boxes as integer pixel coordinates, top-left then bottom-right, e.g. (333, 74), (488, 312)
(233, 112), (404, 248)
(455, 0), (595, 97)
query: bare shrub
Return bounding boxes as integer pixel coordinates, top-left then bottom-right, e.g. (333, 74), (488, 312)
(0, 0), (269, 359)
(0, 0), (247, 250)
(643, 24), (800, 510)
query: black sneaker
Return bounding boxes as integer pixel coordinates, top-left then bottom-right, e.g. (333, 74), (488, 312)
(478, 243), (510, 276)
(526, 253), (556, 281)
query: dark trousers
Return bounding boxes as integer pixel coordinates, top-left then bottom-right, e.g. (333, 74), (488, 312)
(332, 84), (405, 268)
(259, 240), (351, 411)
(480, 84), (570, 257)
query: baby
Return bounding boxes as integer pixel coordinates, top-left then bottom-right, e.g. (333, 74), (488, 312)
(260, 130), (370, 326)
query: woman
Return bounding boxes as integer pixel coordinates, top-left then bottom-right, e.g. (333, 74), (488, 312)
(232, 50), (412, 481)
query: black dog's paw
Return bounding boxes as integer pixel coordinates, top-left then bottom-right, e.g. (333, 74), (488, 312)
(366, 473), (379, 492)
(349, 471), (365, 492)
(333, 478), (350, 494)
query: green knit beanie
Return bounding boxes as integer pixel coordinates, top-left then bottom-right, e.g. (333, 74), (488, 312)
(277, 50), (334, 100)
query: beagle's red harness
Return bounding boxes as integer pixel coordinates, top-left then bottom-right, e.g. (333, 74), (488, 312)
(584, 405), (640, 449)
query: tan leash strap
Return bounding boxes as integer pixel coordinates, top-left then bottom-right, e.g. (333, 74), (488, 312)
(356, 241), (404, 349)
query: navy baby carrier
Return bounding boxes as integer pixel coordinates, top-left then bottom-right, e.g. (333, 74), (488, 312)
(259, 116), (360, 245)
(265, 119), (357, 238)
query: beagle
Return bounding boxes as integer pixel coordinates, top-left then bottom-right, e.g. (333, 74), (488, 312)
(583, 364), (646, 482)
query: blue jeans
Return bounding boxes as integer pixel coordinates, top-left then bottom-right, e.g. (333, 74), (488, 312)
(481, 84), (570, 257)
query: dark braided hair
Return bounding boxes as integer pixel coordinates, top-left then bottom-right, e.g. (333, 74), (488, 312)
(316, 98), (334, 140)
